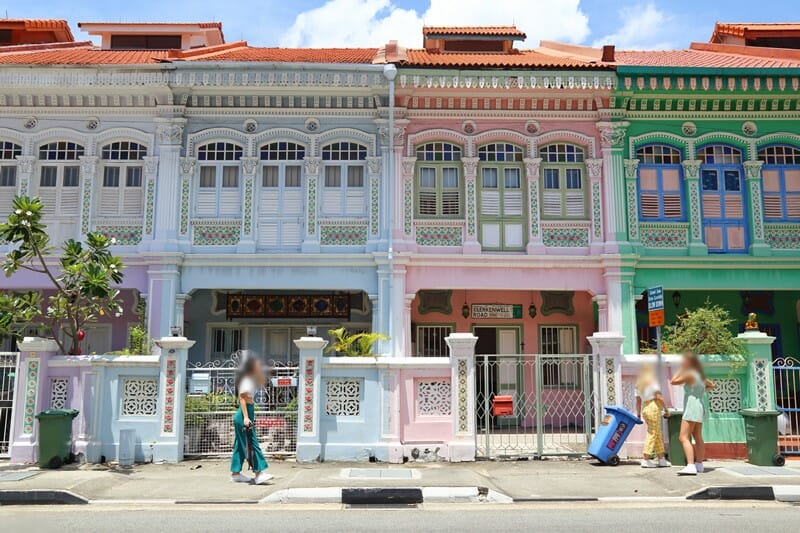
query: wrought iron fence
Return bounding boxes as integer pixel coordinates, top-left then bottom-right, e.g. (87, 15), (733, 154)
(476, 353), (595, 459)
(0, 352), (19, 457)
(184, 352), (298, 457)
(774, 357), (800, 456)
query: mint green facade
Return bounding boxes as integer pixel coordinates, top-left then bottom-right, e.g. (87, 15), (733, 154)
(613, 66), (800, 355)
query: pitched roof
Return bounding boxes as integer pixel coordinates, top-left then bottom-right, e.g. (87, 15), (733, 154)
(0, 18), (74, 43)
(400, 48), (606, 69)
(615, 43), (800, 68)
(0, 45), (172, 65)
(711, 22), (800, 41)
(191, 46), (379, 63)
(422, 26), (526, 39)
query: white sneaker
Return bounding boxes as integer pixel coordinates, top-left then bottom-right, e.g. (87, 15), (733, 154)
(254, 472), (274, 485)
(641, 459), (658, 468)
(658, 458), (672, 468)
(677, 464), (697, 476)
(695, 462), (705, 473)
(230, 473), (252, 483)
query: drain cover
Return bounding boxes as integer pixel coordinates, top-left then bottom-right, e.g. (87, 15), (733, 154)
(0, 472), (40, 482)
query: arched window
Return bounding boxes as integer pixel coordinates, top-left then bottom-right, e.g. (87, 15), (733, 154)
(415, 142), (463, 218)
(0, 141), (22, 214)
(636, 144), (684, 220)
(321, 142), (367, 217)
(98, 141), (147, 217)
(37, 141), (85, 215)
(196, 142), (243, 218)
(477, 143), (525, 250)
(758, 145), (800, 222)
(539, 143), (586, 219)
(258, 142), (306, 249)
(698, 144), (746, 253)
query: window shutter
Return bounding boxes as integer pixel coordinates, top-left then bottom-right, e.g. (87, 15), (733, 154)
(60, 168), (81, 215)
(260, 187), (280, 216)
(0, 167), (14, 213)
(702, 194), (721, 218)
(196, 189), (217, 216)
(99, 184), (120, 216)
(121, 185), (143, 216)
(480, 190), (500, 216)
(284, 188), (303, 215)
(282, 221), (303, 246)
(419, 190), (437, 215)
(640, 193), (660, 218)
(542, 191), (562, 217)
(257, 222), (279, 247)
(503, 190), (523, 216)
(724, 195), (743, 218)
(218, 188), (241, 217)
(345, 188), (365, 215)
(441, 190), (460, 216)
(662, 194), (682, 218)
(564, 191), (584, 217)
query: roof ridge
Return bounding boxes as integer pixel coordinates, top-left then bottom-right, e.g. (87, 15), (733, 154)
(171, 40), (248, 59)
(0, 41), (92, 55)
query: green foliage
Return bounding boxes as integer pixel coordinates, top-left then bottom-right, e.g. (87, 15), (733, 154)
(185, 393), (238, 427)
(662, 299), (744, 355)
(325, 327), (389, 357)
(279, 397), (298, 426)
(0, 291), (42, 338)
(1, 196), (125, 355)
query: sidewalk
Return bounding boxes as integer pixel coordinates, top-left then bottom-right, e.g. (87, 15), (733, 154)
(2, 457), (800, 503)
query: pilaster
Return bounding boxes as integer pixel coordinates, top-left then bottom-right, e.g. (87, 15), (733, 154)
(586, 158), (604, 254)
(237, 157), (258, 253)
(15, 156), (35, 196)
(141, 156), (159, 243)
(78, 156), (98, 238)
(152, 120), (186, 251)
(366, 156), (382, 251)
(743, 160), (771, 257)
(587, 332), (625, 426)
(302, 156), (321, 253)
(738, 330), (776, 411)
(400, 156), (417, 251)
(597, 121), (630, 252)
(153, 336), (195, 462)
(524, 157), (545, 254)
(462, 157), (481, 254)
(681, 159), (708, 256)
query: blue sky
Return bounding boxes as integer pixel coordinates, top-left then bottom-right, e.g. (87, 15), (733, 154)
(2, 0), (794, 49)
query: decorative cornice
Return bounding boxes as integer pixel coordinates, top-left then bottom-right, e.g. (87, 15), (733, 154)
(397, 71), (616, 91)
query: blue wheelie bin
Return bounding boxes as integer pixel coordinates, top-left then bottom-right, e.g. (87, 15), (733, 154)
(588, 405), (642, 466)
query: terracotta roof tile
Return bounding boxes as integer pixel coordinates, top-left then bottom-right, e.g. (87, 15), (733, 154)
(191, 47), (379, 63)
(402, 49), (605, 69)
(712, 22), (800, 40)
(422, 26), (526, 38)
(615, 46), (800, 68)
(0, 46), (171, 65)
(0, 18), (74, 42)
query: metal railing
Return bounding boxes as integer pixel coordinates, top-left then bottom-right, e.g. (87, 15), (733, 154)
(0, 352), (19, 457)
(476, 353), (595, 459)
(774, 357), (800, 456)
(184, 355), (298, 457)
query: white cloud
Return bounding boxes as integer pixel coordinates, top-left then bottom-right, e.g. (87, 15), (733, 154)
(280, 0), (590, 48)
(591, 3), (675, 50)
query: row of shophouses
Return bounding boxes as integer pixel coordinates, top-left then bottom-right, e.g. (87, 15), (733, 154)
(2, 19), (800, 364)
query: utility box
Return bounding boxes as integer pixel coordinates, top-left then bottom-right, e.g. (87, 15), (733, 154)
(492, 395), (514, 416)
(189, 372), (211, 394)
(119, 428), (136, 467)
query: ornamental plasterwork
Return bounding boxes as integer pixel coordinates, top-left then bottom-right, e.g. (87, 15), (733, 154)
(157, 123), (184, 145)
(585, 159), (603, 179)
(401, 157), (417, 178)
(142, 156), (159, 176)
(378, 125), (406, 147)
(16, 155), (35, 174)
(623, 159), (639, 180)
(742, 121), (758, 136)
(461, 157), (479, 178)
(179, 157), (197, 176)
(398, 71), (616, 91)
(240, 157), (258, 176)
(523, 157), (542, 178)
(303, 156), (322, 177)
(598, 123), (627, 148)
(79, 155), (98, 176)
(681, 160), (702, 180)
(743, 160), (764, 180)
(366, 156), (382, 177)
(681, 122), (697, 136)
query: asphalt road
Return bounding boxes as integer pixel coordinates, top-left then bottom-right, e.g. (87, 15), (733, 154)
(1, 502), (797, 532)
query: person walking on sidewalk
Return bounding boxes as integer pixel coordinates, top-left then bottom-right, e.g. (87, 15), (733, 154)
(230, 356), (273, 485)
(671, 351), (715, 476)
(635, 364), (671, 468)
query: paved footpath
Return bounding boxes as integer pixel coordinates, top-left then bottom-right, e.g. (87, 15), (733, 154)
(2, 457), (800, 504)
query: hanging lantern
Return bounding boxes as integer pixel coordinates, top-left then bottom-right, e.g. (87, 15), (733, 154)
(461, 303), (470, 319)
(528, 304), (537, 319)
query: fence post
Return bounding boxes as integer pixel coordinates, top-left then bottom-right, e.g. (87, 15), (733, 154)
(9, 337), (59, 463)
(738, 330), (776, 411)
(153, 336), (195, 462)
(294, 336), (328, 462)
(446, 333), (477, 462)
(587, 332), (625, 428)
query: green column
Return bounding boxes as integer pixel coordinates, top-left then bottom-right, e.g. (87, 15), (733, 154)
(738, 330), (776, 410)
(743, 160), (771, 257)
(680, 160), (707, 256)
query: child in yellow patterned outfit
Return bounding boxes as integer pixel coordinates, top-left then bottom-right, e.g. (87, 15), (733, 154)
(635, 364), (671, 468)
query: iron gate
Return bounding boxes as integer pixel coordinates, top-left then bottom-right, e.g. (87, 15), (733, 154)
(0, 352), (19, 457)
(774, 357), (800, 456)
(476, 353), (595, 458)
(185, 353), (298, 457)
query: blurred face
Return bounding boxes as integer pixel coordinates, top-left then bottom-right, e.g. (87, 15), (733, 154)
(250, 359), (266, 384)
(680, 355), (693, 370)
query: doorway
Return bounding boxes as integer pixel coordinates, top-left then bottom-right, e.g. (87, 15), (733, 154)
(474, 326), (520, 428)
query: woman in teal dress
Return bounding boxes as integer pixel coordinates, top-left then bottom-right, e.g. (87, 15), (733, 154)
(671, 351), (715, 476)
(230, 357), (272, 485)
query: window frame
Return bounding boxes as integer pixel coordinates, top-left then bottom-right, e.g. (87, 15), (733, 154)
(195, 142), (244, 218)
(37, 141), (84, 215)
(539, 143), (587, 220)
(0, 141), (20, 191)
(209, 326), (244, 361)
(320, 142), (368, 217)
(415, 142), (464, 219)
(758, 144), (800, 222)
(635, 144), (686, 222)
(98, 141), (147, 217)
(477, 143), (526, 250)
(414, 324), (455, 357)
(538, 324), (581, 389)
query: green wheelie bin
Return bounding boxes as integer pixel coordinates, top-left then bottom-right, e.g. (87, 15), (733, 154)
(666, 409), (686, 466)
(36, 409), (79, 469)
(740, 409), (785, 466)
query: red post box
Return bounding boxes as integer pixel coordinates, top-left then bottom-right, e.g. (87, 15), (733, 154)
(492, 395), (514, 416)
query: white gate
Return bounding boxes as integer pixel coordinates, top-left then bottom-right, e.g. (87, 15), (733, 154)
(0, 352), (20, 457)
(774, 357), (800, 456)
(184, 353), (298, 457)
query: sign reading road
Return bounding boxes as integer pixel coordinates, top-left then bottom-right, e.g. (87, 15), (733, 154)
(647, 286), (665, 327)
(471, 304), (523, 319)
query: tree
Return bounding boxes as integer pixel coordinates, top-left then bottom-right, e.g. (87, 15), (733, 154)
(1, 196), (125, 355)
(662, 299), (743, 355)
(325, 327), (389, 357)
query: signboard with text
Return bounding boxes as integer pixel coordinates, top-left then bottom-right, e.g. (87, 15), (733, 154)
(471, 304), (523, 319)
(647, 286), (664, 327)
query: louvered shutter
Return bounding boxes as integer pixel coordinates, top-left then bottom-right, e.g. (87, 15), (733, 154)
(282, 221), (303, 246)
(345, 166), (365, 215)
(60, 166), (81, 215)
(638, 168), (659, 218)
(0, 166), (14, 214)
(218, 166), (240, 217)
(786, 170), (800, 219)
(196, 166), (217, 216)
(260, 167), (280, 216)
(257, 222), (279, 247)
(418, 167), (437, 215)
(661, 168), (682, 219)
(99, 167), (120, 216)
(121, 167), (143, 216)
(724, 195), (743, 218)
(322, 166), (342, 215)
(564, 169), (584, 218)
(284, 166), (303, 216)
(441, 167), (460, 216)
(38, 167), (58, 215)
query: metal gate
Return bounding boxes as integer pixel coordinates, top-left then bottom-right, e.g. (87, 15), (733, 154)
(774, 357), (800, 456)
(476, 353), (595, 458)
(0, 352), (20, 457)
(185, 353), (298, 457)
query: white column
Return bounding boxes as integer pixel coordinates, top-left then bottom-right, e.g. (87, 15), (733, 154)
(390, 260), (408, 357)
(593, 294), (609, 332)
(78, 156), (98, 238)
(446, 333), (478, 462)
(174, 293), (191, 335)
(152, 121), (186, 251)
(302, 156), (321, 253)
(237, 157), (258, 253)
(587, 332), (625, 416)
(153, 336), (195, 462)
(586, 158), (604, 254)
(524, 157), (545, 254)
(294, 336), (328, 462)
(597, 121), (629, 252)
(15, 156), (35, 196)
(462, 157), (481, 254)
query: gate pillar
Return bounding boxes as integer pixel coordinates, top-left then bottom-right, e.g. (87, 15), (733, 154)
(587, 332), (625, 429)
(153, 336), (194, 462)
(446, 333), (478, 462)
(738, 330), (776, 411)
(294, 336), (328, 462)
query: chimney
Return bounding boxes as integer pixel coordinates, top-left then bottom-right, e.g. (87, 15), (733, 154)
(601, 44), (615, 62)
(385, 40), (398, 62)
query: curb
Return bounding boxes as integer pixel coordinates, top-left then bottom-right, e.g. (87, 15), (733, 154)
(688, 485), (800, 502)
(261, 486), (513, 505)
(0, 489), (89, 506)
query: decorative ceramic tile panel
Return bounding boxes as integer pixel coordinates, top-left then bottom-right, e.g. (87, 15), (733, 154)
(765, 224), (800, 249)
(528, 178), (540, 238)
(457, 359), (468, 433)
(640, 223), (689, 248)
(50, 378), (69, 410)
(625, 180), (640, 241)
(466, 178), (476, 236)
(591, 181), (602, 239)
(541, 223), (590, 248)
(688, 186), (702, 241)
(144, 179), (155, 235)
(192, 220), (241, 246)
(162, 358), (177, 433)
(417, 379), (452, 417)
(95, 224), (143, 246)
(320, 222), (368, 246)
(303, 358), (315, 433)
(415, 224), (463, 247)
(306, 176), (317, 235)
(754, 359), (769, 411)
(403, 178), (413, 236)
(325, 379), (361, 416)
(179, 177), (190, 235)
(605, 358), (616, 406)
(22, 359), (39, 435)
(370, 176), (380, 235)
(242, 176), (254, 236)
(121, 377), (158, 417)
(708, 378), (742, 413)
(748, 180), (764, 240)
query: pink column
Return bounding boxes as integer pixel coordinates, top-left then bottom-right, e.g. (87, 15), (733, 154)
(9, 338), (59, 463)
